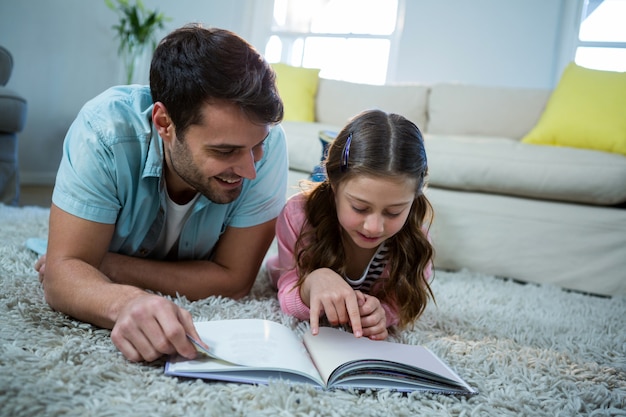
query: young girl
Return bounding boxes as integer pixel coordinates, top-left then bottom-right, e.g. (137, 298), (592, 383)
(267, 109), (434, 340)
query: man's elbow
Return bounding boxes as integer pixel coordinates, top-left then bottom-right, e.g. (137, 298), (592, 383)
(41, 275), (66, 314)
(227, 280), (255, 300)
(188, 277), (255, 301)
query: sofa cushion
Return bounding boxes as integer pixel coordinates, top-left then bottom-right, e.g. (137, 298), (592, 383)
(280, 120), (342, 173)
(428, 84), (550, 139)
(272, 63), (320, 122)
(425, 134), (626, 205)
(315, 79), (429, 129)
(521, 63), (626, 156)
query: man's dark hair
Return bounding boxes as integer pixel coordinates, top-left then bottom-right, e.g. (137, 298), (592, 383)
(150, 24), (283, 137)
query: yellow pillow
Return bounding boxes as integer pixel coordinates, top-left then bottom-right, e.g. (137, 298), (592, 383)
(272, 63), (320, 122)
(522, 63), (626, 156)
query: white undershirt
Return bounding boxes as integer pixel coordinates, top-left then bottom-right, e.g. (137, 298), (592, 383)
(153, 188), (199, 258)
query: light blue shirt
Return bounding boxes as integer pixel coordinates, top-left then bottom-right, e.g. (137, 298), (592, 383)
(52, 85), (288, 260)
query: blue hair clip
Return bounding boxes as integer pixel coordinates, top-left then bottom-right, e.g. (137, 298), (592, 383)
(340, 133), (352, 172)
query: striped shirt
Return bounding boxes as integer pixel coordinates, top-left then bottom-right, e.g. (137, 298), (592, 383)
(344, 243), (389, 293)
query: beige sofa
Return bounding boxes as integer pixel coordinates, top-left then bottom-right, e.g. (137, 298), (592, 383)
(280, 79), (626, 297)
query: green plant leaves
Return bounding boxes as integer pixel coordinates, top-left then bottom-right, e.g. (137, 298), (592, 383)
(105, 0), (171, 83)
(105, 0), (170, 55)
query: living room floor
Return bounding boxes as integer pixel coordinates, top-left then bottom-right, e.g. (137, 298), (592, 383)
(19, 184), (54, 208)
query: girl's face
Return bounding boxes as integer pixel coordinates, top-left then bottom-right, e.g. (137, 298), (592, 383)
(334, 175), (417, 250)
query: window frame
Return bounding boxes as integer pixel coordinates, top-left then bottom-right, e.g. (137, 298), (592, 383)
(574, 0), (626, 71)
(260, 0), (406, 85)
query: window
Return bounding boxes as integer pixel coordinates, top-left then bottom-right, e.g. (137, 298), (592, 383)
(575, 0), (626, 71)
(264, 0), (402, 85)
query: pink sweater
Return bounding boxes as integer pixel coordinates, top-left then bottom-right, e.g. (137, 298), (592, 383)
(266, 193), (433, 328)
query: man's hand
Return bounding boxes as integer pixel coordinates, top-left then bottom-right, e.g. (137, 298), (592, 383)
(37, 253), (203, 362)
(110, 293), (202, 362)
(355, 291), (388, 340)
(300, 268), (363, 338)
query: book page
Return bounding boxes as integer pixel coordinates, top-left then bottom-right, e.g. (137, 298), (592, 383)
(303, 327), (474, 392)
(166, 319), (323, 385)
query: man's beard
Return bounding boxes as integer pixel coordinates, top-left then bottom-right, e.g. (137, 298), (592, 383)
(181, 174), (243, 204)
(167, 139), (243, 205)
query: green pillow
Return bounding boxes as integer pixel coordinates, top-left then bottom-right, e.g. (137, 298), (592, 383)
(272, 63), (320, 122)
(522, 63), (626, 156)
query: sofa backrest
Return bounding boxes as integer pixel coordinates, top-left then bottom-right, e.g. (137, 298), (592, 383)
(427, 84), (551, 140)
(315, 78), (429, 130)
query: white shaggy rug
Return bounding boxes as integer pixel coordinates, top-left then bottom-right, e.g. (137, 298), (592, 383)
(0, 204), (625, 417)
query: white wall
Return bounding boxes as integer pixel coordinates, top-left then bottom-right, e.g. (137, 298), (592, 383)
(0, 0), (256, 184)
(394, 0), (575, 88)
(0, 0), (579, 185)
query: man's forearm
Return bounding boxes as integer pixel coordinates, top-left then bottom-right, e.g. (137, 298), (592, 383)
(44, 257), (147, 329)
(100, 253), (254, 300)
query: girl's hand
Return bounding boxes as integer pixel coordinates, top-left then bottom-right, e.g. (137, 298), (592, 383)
(300, 268), (363, 338)
(355, 291), (388, 340)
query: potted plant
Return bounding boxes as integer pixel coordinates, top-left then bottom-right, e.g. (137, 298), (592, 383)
(105, 0), (170, 84)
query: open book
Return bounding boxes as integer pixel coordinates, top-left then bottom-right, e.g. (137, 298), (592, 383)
(165, 319), (476, 394)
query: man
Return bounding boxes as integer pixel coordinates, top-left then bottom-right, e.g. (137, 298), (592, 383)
(35, 24), (287, 363)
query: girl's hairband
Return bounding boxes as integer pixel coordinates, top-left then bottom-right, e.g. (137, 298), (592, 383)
(340, 133), (352, 172)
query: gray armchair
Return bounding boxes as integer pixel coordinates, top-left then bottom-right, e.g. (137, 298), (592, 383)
(0, 45), (27, 206)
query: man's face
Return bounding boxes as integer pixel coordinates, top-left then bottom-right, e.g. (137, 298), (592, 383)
(163, 100), (270, 204)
